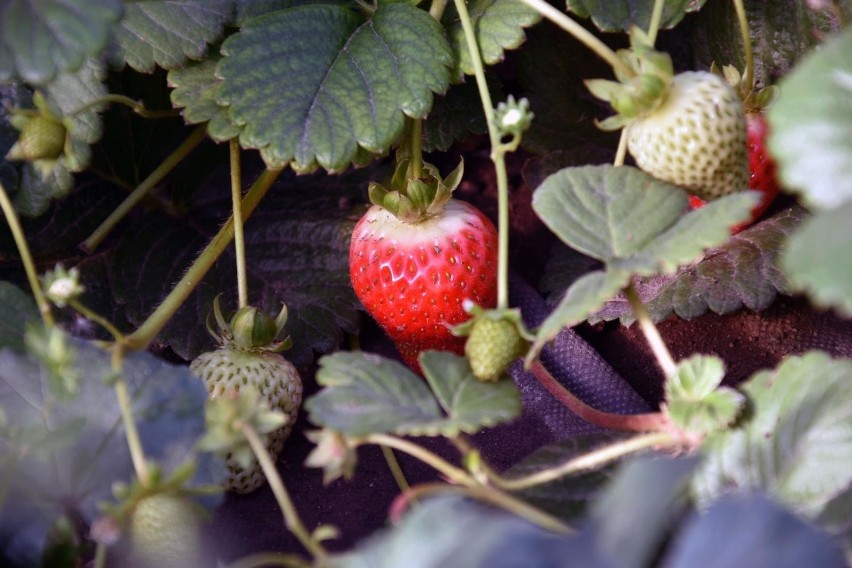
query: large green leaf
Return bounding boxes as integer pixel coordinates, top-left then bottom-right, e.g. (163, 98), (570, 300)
(306, 351), (520, 437)
(0, 282), (37, 351)
(217, 3), (453, 171)
(444, 0), (541, 82)
(782, 203), (852, 317)
(567, 0), (706, 32)
(0, 337), (223, 565)
(585, 206), (801, 325)
(0, 0), (122, 84)
(693, 352), (852, 519)
(110, 0), (233, 73)
(768, 28), (852, 210)
(168, 55), (241, 142)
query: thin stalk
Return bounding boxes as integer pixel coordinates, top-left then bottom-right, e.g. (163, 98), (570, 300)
(230, 139), (248, 309)
(82, 124), (208, 252)
(69, 300), (125, 342)
(69, 94), (181, 119)
(614, 129), (629, 167)
(624, 282), (677, 377)
(646, 0), (667, 45)
(113, 345), (151, 486)
(731, 0), (754, 91)
(242, 424), (328, 561)
(530, 361), (668, 432)
(92, 542), (108, 568)
(452, 0), (510, 308)
(0, 182), (54, 326)
(381, 446), (413, 497)
(363, 433), (477, 486)
(409, 118), (423, 180)
(224, 553), (311, 568)
(395, 482), (573, 535)
(428, 0), (448, 20)
(122, 168), (282, 352)
(493, 431), (678, 491)
(518, 0), (635, 79)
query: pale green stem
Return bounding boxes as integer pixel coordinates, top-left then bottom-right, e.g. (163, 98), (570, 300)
(230, 139), (248, 309)
(69, 94), (181, 119)
(83, 124), (208, 252)
(429, 0), (448, 20)
(646, 0), (667, 45)
(224, 553), (310, 568)
(614, 129), (629, 167)
(731, 0), (754, 91)
(0, 182), (54, 326)
(93, 542), (108, 568)
(381, 446), (414, 497)
(452, 0), (510, 308)
(625, 282), (677, 378)
(518, 0), (635, 79)
(363, 433), (477, 486)
(112, 345), (151, 486)
(69, 300), (125, 342)
(409, 118), (423, 180)
(242, 423), (328, 561)
(122, 168), (282, 352)
(493, 431), (678, 491)
(401, 482), (573, 535)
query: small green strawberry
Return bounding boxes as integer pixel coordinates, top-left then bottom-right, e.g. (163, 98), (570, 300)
(128, 493), (203, 568)
(190, 298), (302, 493)
(586, 29), (749, 201)
(454, 303), (533, 382)
(6, 92), (71, 177)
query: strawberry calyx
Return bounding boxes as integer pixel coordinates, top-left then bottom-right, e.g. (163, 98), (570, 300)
(368, 155), (464, 224)
(207, 295), (293, 353)
(585, 27), (675, 131)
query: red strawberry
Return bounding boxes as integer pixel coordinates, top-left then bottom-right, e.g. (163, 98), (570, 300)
(689, 111), (780, 232)
(349, 160), (498, 372)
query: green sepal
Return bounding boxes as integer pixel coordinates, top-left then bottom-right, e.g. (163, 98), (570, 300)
(369, 157), (464, 223)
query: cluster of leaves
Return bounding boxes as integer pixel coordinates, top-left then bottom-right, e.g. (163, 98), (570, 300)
(0, 0), (851, 566)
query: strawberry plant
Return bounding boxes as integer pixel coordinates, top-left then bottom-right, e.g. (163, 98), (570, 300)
(1, 0), (851, 567)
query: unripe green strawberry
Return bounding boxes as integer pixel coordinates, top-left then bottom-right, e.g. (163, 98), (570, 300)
(625, 71), (749, 200)
(6, 114), (67, 162)
(464, 317), (527, 382)
(128, 493), (202, 568)
(191, 347), (302, 493)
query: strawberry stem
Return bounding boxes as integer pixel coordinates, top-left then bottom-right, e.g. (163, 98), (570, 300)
(731, 0), (754, 92)
(624, 282), (678, 378)
(222, 552), (311, 568)
(518, 0), (636, 80)
(69, 299), (125, 342)
(452, 0), (510, 308)
(0, 181), (54, 327)
(492, 431), (679, 491)
(242, 422), (329, 561)
(428, 0), (448, 20)
(112, 345), (152, 486)
(123, 168), (282, 352)
(381, 445), (414, 497)
(409, 118), (424, 181)
(646, 0), (666, 45)
(529, 361), (669, 432)
(68, 93), (181, 119)
(363, 433), (477, 485)
(230, 139), (249, 309)
(82, 124), (208, 252)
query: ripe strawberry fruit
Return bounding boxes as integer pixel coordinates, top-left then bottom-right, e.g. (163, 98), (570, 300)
(190, 301), (302, 493)
(689, 111), (780, 231)
(350, 159), (498, 372)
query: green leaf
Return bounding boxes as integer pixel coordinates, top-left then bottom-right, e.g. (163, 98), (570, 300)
(0, 0), (122, 84)
(782, 203), (852, 317)
(768, 28), (852, 210)
(110, 0), (233, 73)
(532, 165), (689, 262)
(0, 338), (223, 565)
(168, 55), (242, 142)
(305, 351), (445, 437)
(420, 351), (521, 436)
(567, 0), (706, 32)
(217, 3), (452, 171)
(666, 355), (745, 436)
(529, 269), (630, 362)
(586, 206), (803, 325)
(444, 0), (541, 82)
(0, 282), (38, 351)
(693, 352), (852, 519)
